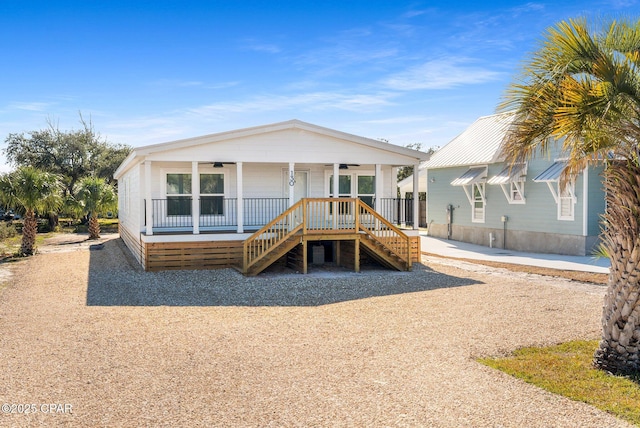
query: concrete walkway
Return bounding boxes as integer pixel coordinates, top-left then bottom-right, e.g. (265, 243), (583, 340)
(420, 234), (610, 274)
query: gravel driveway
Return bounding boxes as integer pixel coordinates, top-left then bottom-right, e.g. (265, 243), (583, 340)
(0, 234), (631, 427)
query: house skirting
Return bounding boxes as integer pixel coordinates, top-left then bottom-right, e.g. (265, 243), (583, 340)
(427, 223), (600, 256)
(119, 227), (421, 273)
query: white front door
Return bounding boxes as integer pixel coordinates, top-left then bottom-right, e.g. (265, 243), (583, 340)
(283, 170), (308, 202)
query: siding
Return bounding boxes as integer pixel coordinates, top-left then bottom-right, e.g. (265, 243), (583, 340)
(427, 159), (595, 237)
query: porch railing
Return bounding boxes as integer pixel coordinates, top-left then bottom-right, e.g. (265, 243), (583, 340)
(148, 197), (290, 231)
(147, 197), (422, 231)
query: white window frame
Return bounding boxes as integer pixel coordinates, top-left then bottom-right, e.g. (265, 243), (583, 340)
(165, 172), (193, 217)
(557, 179), (576, 221)
(471, 182), (486, 223)
(508, 180), (526, 204)
(325, 171), (376, 199)
(199, 172), (226, 216)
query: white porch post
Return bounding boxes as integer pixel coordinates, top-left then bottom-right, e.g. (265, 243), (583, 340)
(333, 163), (339, 197)
(375, 164), (382, 212)
(145, 160), (153, 236)
(237, 162), (244, 233)
(192, 162), (200, 235)
(582, 166), (588, 237)
(288, 162), (295, 207)
(413, 162), (420, 230)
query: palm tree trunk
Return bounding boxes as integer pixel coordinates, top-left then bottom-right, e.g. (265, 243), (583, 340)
(88, 213), (100, 239)
(20, 210), (37, 256)
(593, 159), (640, 376)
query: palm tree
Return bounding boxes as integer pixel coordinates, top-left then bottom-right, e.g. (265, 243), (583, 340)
(0, 167), (62, 255)
(76, 177), (117, 239)
(499, 17), (640, 376)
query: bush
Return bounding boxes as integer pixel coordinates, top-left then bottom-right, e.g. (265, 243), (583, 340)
(0, 222), (18, 239)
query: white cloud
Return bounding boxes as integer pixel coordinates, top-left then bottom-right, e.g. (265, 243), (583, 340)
(361, 116), (434, 125)
(382, 58), (504, 90)
(187, 91), (395, 117)
(8, 102), (54, 111)
(241, 39), (282, 54)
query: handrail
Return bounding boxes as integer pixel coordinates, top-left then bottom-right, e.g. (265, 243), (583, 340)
(243, 199), (305, 272)
(355, 199), (412, 267)
(243, 198), (411, 273)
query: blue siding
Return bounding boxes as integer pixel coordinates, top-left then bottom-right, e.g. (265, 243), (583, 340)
(427, 157), (605, 238)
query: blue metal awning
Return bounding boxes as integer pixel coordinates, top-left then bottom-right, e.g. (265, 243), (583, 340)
(450, 167), (487, 186)
(487, 163), (527, 185)
(533, 161), (567, 182)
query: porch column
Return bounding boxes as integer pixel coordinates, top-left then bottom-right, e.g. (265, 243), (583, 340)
(145, 160), (153, 236)
(288, 162), (295, 207)
(375, 164), (382, 212)
(237, 162), (244, 233)
(333, 163), (339, 197)
(192, 162), (200, 234)
(413, 162), (420, 230)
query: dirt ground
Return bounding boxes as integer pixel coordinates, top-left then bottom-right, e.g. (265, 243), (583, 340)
(422, 251), (609, 285)
(0, 235), (626, 427)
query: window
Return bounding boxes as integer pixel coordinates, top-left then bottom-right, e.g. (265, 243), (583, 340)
(329, 175), (352, 214)
(357, 175), (375, 208)
(200, 173), (224, 215)
(558, 179), (575, 220)
(510, 181), (525, 203)
(472, 183), (485, 223)
(487, 163), (526, 204)
(166, 173), (191, 216)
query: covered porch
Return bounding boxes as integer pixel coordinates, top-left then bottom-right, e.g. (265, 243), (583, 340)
(140, 160), (422, 235)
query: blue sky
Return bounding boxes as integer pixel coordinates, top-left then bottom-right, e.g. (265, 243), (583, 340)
(1, 1), (638, 172)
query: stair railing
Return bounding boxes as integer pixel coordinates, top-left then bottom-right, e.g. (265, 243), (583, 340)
(243, 198), (412, 273)
(356, 199), (412, 268)
(243, 200), (305, 273)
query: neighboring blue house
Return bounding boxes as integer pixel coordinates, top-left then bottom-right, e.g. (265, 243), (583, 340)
(409, 112), (605, 256)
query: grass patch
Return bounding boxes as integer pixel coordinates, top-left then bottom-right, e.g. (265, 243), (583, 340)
(479, 340), (640, 425)
(57, 218), (119, 234)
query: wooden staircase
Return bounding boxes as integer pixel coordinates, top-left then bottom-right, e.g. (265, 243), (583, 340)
(242, 198), (412, 276)
(360, 233), (410, 272)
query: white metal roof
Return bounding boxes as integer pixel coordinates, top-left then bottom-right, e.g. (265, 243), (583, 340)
(423, 112), (516, 169)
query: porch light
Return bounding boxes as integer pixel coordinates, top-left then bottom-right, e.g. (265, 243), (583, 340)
(339, 164), (349, 170)
(213, 162), (224, 168)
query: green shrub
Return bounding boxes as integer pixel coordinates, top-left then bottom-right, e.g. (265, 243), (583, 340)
(0, 222), (17, 239)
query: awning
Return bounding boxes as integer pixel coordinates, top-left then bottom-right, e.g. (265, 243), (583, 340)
(487, 163), (526, 185)
(533, 161), (567, 182)
(451, 167), (487, 186)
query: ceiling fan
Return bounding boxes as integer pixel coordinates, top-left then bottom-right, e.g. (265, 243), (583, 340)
(323, 163), (361, 169)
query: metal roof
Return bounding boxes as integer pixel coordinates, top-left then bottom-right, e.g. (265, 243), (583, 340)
(451, 167), (487, 186)
(423, 112), (516, 169)
(533, 161), (567, 182)
(487, 163), (527, 185)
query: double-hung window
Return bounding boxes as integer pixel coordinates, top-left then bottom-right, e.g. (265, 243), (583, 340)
(472, 183), (485, 222)
(558, 179), (575, 220)
(166, 173), (192, 216)
(200, 173), (225, 215)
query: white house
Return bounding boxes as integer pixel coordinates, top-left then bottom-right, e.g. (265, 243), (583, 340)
(401, 112), (605, 256)
(114, 119), (429, 274)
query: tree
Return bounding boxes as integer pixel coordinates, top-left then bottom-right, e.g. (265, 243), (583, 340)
(4, 116), (131, 198)
(397, 143), (437, 182)
(0, 167), (62, 255)
(75, 177), (117, 239)
(499, 17), (640, 376)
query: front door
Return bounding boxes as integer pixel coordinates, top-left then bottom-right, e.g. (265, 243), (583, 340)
(283, 170), (308, 202)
